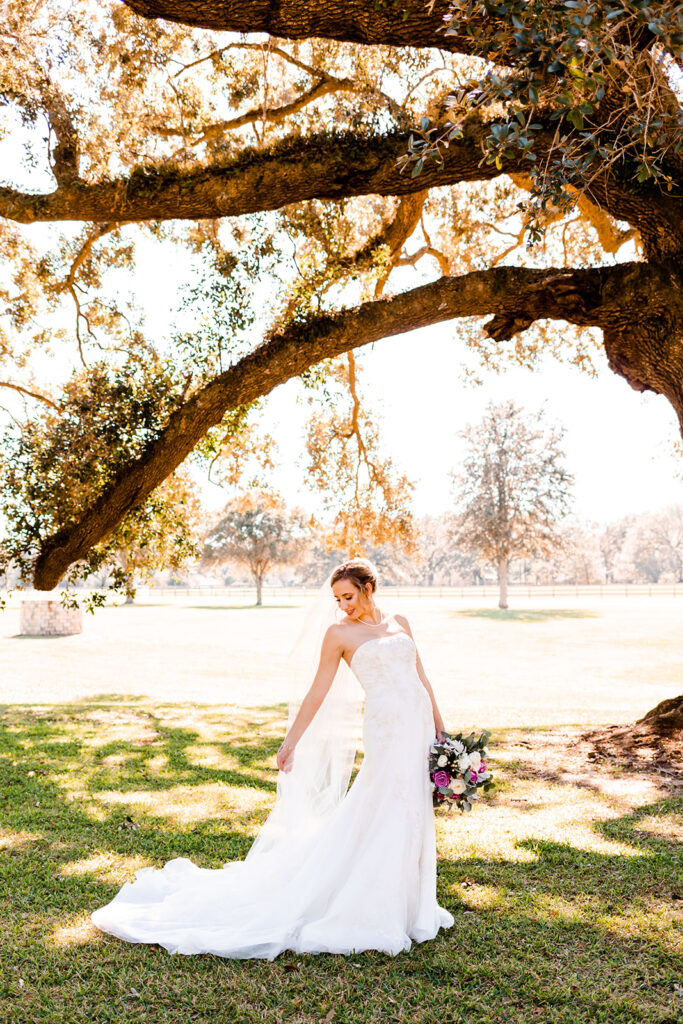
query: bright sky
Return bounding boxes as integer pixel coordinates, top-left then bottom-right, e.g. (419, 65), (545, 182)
(249, 326), (683, 526)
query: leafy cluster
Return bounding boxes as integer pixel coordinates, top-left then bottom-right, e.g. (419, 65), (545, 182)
(0, 358), (200, 606)
(410, 1), (683, 233)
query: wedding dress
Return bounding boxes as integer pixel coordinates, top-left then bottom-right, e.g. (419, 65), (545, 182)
(91, 631), (454, 958)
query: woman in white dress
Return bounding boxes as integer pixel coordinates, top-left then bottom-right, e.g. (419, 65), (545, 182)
(91, 558), (454, 958)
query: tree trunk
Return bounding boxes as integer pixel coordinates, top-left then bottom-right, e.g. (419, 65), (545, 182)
(498, 558), (509, 610)
(583, 694), (683, 770)
(255, 574), (263, 607)
(636, 695), (683, 735)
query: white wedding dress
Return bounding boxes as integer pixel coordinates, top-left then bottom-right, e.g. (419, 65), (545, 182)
(91, 632), (454, 958)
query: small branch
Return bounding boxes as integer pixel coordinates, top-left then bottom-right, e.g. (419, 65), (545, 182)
(346, 351), (384, 495)
(64, 223), (119, 366)
(0, 381), (59, 410)
(194, 76), (359, 143)
(171, 42), (329, 82)
(159, 77), (402, 151)
(395, 244), (450, 276)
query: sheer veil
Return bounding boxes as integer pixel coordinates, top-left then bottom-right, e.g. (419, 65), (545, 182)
(245, 573), (364, 862)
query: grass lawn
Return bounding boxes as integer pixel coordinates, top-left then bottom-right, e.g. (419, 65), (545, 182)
(1, 594), (680, 724)
(0, 698), (681, 1024)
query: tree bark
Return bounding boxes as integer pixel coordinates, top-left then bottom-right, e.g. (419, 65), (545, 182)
(255, 572), (263, 607)
(3, 124), (680, 260)
(498, 557), (509, 610)
(636, 695), (683, 735)
(31, 257), (683, 590)
(0, 125), (521, 225)
(123, 0), (472, 52)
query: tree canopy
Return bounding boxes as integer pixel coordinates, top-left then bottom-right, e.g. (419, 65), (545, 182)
(2, 0), (683, 591)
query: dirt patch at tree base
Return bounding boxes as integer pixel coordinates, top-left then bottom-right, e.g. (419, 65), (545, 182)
(582, 719), (682, 781)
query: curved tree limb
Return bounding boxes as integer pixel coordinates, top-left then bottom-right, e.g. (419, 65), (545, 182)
(2, 124), (678, 257)
(32, 256), (683, 590)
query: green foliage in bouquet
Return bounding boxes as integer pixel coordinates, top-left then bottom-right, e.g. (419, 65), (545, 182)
(429, 729), (495, 812)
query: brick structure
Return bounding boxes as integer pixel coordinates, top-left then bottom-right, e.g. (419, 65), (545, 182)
(20, 600), (83, 637)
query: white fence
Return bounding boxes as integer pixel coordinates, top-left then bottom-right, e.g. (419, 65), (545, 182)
(140, 583), (681, 600)
(2, 584), (680, 607)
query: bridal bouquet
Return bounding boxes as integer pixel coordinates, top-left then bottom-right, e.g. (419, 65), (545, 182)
(429, 730), (493, 812)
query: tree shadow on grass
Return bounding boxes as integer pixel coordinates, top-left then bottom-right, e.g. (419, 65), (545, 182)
(0, 701), (681, 1024)
(455, 608), (599, 622)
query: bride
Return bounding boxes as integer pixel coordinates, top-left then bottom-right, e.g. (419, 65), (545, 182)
(91, 558), (455, 958)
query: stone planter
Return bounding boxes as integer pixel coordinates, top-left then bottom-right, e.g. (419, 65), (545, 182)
(20, 600), (82, 637)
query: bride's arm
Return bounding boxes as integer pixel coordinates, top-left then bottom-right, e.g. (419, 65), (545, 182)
(395, 614), (446, 740)
(276, 625), (344, 772)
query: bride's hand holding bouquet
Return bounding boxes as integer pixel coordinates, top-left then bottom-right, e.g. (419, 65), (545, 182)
(429, 730), (494, 812)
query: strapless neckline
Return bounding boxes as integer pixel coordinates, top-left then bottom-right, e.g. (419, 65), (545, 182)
(349, 631), (415, 669)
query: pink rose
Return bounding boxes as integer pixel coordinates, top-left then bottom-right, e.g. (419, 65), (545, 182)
(480, 762), (487, 771)
(433, 770), (450, 788)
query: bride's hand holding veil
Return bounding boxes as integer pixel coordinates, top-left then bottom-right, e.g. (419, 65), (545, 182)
(276, 625), (344, 774)
(276, 740), (295, 773)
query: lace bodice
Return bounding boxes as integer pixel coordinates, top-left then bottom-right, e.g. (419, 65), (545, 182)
(350, 632), (427, 704)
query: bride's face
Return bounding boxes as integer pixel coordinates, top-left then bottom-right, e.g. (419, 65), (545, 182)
(332, 578), (373, 621)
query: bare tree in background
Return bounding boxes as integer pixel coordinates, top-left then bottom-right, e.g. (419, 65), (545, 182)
(452, 402), (573, 608)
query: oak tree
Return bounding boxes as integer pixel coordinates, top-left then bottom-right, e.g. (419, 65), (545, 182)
(2, 0), (683, 630)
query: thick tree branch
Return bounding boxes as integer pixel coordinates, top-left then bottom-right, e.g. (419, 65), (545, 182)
(34, 257), (683, 590)
(0, 127), (491, 223)
(2, 124), (678, 256)
(123, 0), (475, 53)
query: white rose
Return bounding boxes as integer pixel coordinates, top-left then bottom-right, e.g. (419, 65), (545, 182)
(449, 779), (466, 795)
(469, 751), (482, 771)
(437, 755), (448, 767)
(457, 754), (471, 772)
(482, 746), (489, 756)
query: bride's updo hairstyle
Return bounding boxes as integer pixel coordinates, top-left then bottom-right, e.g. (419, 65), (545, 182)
(330, 557), (378, 595)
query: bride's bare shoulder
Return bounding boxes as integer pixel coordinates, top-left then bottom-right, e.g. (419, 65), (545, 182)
(323, 622), (350, 648)
(324, 620), (357, 651)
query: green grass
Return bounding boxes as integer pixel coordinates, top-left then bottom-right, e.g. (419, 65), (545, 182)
(1, 701), (681, 1024)
(455, 609), (599, 622)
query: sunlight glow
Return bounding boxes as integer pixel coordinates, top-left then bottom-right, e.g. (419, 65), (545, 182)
(93, 782), (272, 828)
(59, 853), (151, 884)
(633, 813), (683, 841)
(0, 829), (42, 850)
(50, 915), (102, 948)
